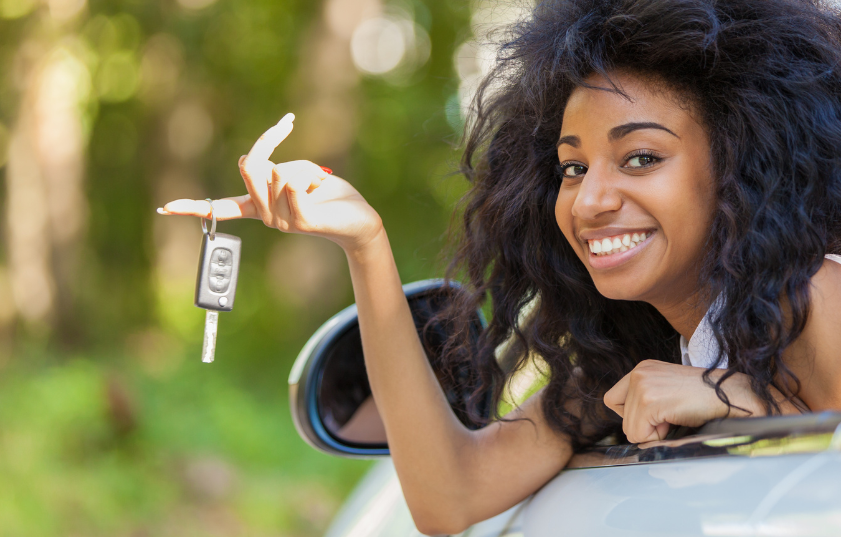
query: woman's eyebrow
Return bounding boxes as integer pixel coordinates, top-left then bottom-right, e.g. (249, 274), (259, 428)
(557, 135), (580, 148)
(608, 122), (679, 141)
(557, 122), (679, 148)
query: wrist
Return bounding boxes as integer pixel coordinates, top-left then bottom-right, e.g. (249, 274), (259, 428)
(714, 371), (766, 418)
(344, 226), (390, 267)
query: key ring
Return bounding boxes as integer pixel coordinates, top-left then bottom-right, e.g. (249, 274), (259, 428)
(201, 198), (217, 240)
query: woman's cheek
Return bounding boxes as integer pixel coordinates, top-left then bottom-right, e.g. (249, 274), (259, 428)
(555, 190), (579, 254)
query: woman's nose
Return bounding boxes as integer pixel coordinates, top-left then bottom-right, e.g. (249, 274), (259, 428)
(570, 165), (622, 220)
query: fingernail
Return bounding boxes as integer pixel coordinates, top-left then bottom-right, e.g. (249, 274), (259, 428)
(278, 113), (295, 125)
(320, 166), (333, 174)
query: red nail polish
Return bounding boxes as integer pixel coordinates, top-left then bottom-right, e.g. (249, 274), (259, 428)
(320, 166), (333, 174)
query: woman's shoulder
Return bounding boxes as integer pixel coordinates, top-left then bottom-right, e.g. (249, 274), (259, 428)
(787, 256), (841, 410)
(809, 255), (841, 312)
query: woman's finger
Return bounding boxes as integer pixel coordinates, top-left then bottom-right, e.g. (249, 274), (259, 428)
(157, 195), (259, 220)
(280, 173), (315, 228)
(239, 158), (273, 222)
(238, 115), (295, 224)
(271, 164), (286, 203)
(604, 373), (630, 418)
(270, 164), (290, 225)
(271, 161), (329, 217)
(655, 421), (670, 440)
(244, 113), (295, 165)
(622, 381), (671, 443)
(271, 161), (329, 188)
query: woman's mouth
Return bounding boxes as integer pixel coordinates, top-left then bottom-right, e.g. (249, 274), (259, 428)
(583, 230), (655, 269)
(587, 231), (650, 256)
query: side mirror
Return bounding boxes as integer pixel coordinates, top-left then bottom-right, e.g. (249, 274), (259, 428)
(288, 279), (488, 458)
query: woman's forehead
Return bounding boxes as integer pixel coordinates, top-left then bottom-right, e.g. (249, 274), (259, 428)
(559, 73), (702, 141)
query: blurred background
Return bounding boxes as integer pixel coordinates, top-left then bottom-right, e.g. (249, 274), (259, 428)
(0, 0), (526, 534)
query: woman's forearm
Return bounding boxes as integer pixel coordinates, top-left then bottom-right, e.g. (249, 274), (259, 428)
(716, 371), (805, 417)
(344, 228), (481, 531)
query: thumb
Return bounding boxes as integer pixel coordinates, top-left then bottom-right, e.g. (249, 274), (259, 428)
(271, 164), (289, 202)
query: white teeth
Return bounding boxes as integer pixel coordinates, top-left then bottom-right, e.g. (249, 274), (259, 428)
(588, 231), (652, 256)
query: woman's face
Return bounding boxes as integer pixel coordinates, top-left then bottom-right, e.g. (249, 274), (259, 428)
(555, 72), (716, 307)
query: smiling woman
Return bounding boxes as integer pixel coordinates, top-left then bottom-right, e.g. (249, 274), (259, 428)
(439, 0), (841, 455)
(159, 0), (841, 534)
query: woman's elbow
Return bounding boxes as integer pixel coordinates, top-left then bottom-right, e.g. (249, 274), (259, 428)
(414, 518), (471, 536)
(410, 505), (473, 536)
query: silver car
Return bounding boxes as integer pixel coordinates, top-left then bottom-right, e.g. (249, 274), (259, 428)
(290, 280), (841, 537)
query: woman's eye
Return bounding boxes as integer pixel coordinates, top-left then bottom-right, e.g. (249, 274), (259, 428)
(558, 163), (587, 178)
(625, 154), (659, 168)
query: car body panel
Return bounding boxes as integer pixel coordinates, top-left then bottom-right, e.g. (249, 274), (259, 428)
(326, 452), (841, 537)
(325, 460), (416, 537)
(526, 451), (841, 537)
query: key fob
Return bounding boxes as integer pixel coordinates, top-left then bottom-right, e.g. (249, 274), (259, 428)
(195, 232), (241, 312)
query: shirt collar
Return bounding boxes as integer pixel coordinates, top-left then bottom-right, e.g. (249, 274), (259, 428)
(680, 296), (727, 369)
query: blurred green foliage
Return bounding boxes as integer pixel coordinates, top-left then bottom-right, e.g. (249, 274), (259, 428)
(0, 353), (371, 536)
(0, 0), (473, 533)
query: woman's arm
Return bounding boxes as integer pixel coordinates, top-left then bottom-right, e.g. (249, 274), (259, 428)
(346, 228), (571, 535)
(160, 117), (572, 535)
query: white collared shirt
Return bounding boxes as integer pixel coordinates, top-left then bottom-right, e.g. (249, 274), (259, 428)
(679, 254), (841, 369)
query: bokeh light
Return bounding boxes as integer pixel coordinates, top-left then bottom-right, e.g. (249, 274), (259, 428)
(350, 12), (430, 79)
(351, 16), (408, 75)
(450, 0), (532, 128)
(0, 0), (38, 19)
(47, 0), (86, 21)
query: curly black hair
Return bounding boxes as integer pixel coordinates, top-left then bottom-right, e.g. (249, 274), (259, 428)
(437, 0), (841, 450)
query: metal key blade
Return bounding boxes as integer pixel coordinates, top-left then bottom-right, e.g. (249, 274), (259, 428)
(202, 310), (219, 363)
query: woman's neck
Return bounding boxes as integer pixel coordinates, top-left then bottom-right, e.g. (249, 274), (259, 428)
(651, 290), (712, 342)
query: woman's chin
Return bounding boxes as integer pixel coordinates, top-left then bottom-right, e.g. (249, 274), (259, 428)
(591, 281), (650, 303)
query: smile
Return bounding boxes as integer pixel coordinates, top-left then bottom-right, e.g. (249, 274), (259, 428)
(587, 232), (650, 256)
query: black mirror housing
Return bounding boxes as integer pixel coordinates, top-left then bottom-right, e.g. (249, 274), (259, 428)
(288, 279), (487, 458)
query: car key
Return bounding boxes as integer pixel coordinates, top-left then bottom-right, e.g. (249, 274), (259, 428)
(195, 200), (241, 363)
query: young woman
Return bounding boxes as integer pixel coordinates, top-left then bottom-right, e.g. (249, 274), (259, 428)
(160, 0), (841, 533)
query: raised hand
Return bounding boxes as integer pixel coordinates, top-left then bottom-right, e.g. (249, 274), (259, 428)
(158, 113), (383, 253)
